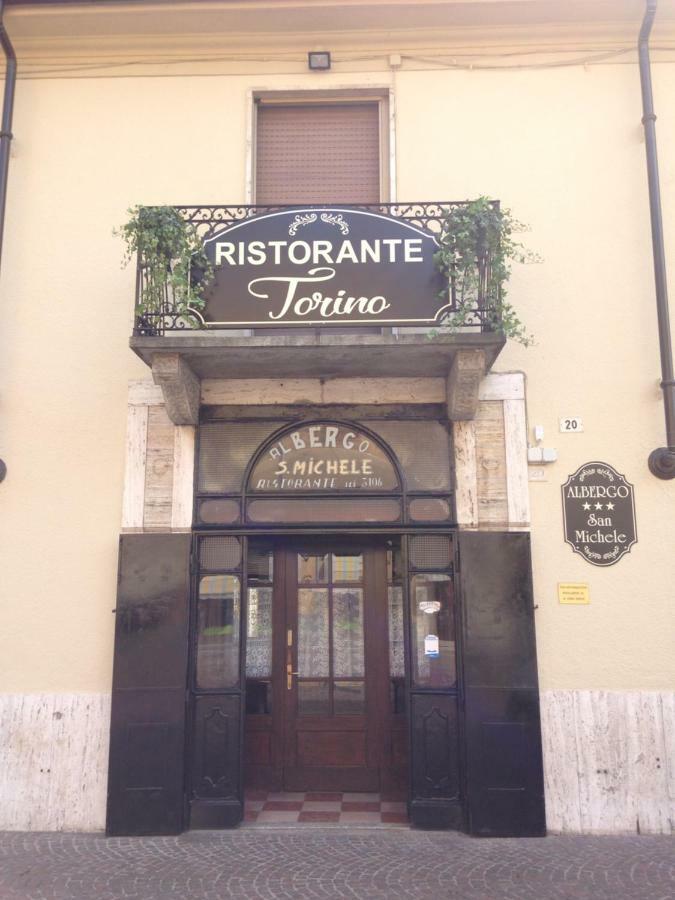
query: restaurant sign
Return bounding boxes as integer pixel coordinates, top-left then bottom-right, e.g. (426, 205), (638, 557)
(198, 208), (447, 327)
(249, 423), (399, 492)
(561, 462), (637, 567)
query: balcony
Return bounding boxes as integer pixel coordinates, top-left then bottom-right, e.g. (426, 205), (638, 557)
(128, 203), (507, 421)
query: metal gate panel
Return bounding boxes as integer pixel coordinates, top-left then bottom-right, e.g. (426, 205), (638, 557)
(106, 533), (191, 836)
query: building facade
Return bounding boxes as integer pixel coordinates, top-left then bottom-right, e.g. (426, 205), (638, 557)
(0, 0), (674, 836)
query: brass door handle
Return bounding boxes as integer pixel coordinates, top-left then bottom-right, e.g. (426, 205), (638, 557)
(286, 664), (299, 689)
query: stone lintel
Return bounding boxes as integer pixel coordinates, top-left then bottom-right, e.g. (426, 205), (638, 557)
(151, 353), (200, 425)
(446, 349), (487, 421)
(130, 332), (505, 379)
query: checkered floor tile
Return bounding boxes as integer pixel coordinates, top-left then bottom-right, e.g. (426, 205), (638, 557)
(243, 791), (409, 826)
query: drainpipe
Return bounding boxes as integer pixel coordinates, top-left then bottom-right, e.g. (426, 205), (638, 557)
(639, 0), (675, 479)
(0, 0), (15, 485)
(0, 0), (16, 277)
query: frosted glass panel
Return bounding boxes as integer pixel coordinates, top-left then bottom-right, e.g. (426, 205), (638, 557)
(388, 586), (404, 678)
(298, 588), (329, 676)
(333, 588), (364, 677)
(246, 586), (272, 679)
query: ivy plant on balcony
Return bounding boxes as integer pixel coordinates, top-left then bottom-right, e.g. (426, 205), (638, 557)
(117, 206), (212, 327)
(433, 197), (536, 346)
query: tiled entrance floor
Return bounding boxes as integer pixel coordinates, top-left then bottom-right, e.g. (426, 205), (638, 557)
(244, 791), (408, 826)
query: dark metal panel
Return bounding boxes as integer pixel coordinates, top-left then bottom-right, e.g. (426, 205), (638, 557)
(410, 695), (459, 798)
(462, 531), (539, 689)
(106, 689), (186, 836)
(189, 694), (242, 829)
(409, 695), (462, 829)
(106, 533), (191, 836)
(112, 533), (192, 691)
(458, 531), (546, 837)
(465, 687), (544, 836)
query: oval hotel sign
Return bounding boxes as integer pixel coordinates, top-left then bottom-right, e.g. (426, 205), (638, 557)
(561, 461), (637, 567)
(197, 208), (448, 328)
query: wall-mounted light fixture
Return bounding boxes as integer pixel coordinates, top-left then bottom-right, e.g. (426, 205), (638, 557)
(308, 51), (331, 71)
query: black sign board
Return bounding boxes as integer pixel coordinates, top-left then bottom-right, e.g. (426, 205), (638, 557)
(198, 208), (447, 328)
(249, 423), (399, 492)
(561, 462), (637, 567)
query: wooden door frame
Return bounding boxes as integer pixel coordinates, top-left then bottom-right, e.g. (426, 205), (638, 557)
(280, 541), (386, 792)
(188, 528), (464, 829)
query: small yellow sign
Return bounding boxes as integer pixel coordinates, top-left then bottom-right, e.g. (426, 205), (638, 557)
(558, 583), (590, 605)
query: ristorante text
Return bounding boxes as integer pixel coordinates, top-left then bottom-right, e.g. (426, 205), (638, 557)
(213, 237), (425, 321)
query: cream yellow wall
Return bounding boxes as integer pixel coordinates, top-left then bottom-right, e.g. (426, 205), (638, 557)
(0, 73), (252, 691)
(0, 51), (674, 694)
(0, 68), (393, 693)
(395, 61), (675, 689)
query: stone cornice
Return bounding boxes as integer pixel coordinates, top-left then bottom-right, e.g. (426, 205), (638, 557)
(5, 0), (675, 75)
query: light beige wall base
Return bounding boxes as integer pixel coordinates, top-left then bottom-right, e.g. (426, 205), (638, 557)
(1, 690), (672, 833)
(541, 690), (675, 835)
(0, 693), (110, 832)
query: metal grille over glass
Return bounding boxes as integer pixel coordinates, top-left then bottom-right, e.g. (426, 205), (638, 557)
(199, 536), (242, 570)
(296, 552), (366, 716)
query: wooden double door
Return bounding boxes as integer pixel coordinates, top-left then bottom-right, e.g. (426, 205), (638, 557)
(245, 540), (406, 794)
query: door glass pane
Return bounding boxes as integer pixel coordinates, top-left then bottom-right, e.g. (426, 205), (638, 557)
(246, 586), (272, 678)
(388, 555), (405, 714)
(332, 553), (363, 582)
(196, 575), (240, 689)
(334, 681), (365, 715)
(388, 586), (404, 678)
(298, 588), (329, 676)
(298, 681), (330, 716)
(411, 574), (456, 688)
(387, 546), (403, 582)
(333, 588), (364, 677)
(246, 543), (274, 715)
(298, 554), (328, 584)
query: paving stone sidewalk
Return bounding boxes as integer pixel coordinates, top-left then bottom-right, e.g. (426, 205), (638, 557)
(0, 828), (673, 900)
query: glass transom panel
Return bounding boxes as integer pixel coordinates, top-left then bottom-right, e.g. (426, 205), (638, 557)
(249, 423), (399, 492)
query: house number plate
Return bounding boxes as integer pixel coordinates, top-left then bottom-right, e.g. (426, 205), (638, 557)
(560, 416), (584, 433)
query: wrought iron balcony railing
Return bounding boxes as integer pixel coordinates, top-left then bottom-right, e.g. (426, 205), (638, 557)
(132, 202), (501, 337)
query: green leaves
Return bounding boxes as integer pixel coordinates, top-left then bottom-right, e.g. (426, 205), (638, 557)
(117, 205), (214, 324)
(433, 197), (537, 346)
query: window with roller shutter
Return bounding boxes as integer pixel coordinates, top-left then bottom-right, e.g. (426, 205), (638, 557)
(255, 101), (381, 205)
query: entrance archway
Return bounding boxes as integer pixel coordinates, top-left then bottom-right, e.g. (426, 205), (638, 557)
(107, 416), (545, 837)
(188, 420), (460, 829)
